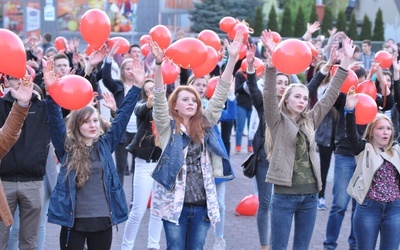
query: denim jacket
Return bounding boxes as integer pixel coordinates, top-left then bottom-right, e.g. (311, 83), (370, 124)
(47, 85), (141, 228)
(151, 78), (232, 225)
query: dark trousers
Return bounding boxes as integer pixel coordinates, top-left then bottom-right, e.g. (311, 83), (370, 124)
(60, 227), (112, 250)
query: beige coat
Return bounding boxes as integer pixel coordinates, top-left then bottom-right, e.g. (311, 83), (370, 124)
(263, 67), (348, 190)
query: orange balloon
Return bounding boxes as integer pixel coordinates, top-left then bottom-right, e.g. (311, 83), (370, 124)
(48, 75), (94, 110)
(54, 36), (68, 51)
(374, 51), (392, 69)
(197, 30), (221, 52)
(192, 46), (219, 78)
(141, 44), (150, 57)
(0, 29), (26, 78)
(107, 37), (130, 54)
(165, 37), (208, 69)
(219, 16), (238, 33)
(238, 44), (247, 60)
(235, 195), (259, 216)
(355, 93), (378, 125)
(205, 76), (219, 99)
(228, 23), (249, 43)
(149, 25), (171, 50)
(272, 39), (312, 74)
(80, 9), (111, 49)
(161, 59), (179, 85)
(356, 79), (377, 100)
(140, 34), (150, 46)
(271, 31), (282, 44)
(240, 58), (265, 78)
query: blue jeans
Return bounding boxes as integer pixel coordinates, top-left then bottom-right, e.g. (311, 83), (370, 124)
(255, 159), (272, 246)
(270, 193), (318, 250)
(235, 105), (252, 147)
(324, 154), (357, 249)
(163, 205), (211, 250)
(214, 182), (226, 239)
(353, 199), (400, 250)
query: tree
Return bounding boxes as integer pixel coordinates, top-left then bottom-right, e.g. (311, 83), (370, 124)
(252, 6), (264, 36)
(268, 4), (279, 32)
(189, 0), (226, 32)
(280, 3), (293, 37)
(372, 8), (384, 41)
(321, 6), (334, 37)
(336, 10), (347, 33)
(359, 14), (372, 41)
(294, 6), (306, 37)
(347, 12), (358, 40)
(309, 1), (318, 24)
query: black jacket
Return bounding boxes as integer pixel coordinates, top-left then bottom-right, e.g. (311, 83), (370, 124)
(0, 93), (50, 181)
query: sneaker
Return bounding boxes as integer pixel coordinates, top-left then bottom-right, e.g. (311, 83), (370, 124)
(214, 237), (226, 250)
(248, 145), (253, 153)
(318, 197), (326, 210)
(235, 145), (241, 154)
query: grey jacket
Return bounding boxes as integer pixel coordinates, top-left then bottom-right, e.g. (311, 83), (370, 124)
(263, 67), (348, 190)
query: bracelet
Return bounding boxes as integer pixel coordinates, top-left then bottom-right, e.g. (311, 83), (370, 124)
(155, 61), (162, 65)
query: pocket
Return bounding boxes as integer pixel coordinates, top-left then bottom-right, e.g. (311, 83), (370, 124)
(392, 199), (400, 208)
(359, 199), (373, 208)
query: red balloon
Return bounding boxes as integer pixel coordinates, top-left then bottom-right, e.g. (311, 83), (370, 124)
(374, 51), (392, 69)
(54, 36), (68, 51)
(238, 44), (247, 60)
(80, 9), (111, 49)
(149, 25), (171, 50)
(271, 31), (282, 44)
(339, 69), (358, 93)
(305, 41), (319, 57)
(356, 79), (377, 100)
(235, 195), (259, 216)
(219, 16), (238, 33)
(228, 23), (249, 43)
(161, 59), (180, 85)
(0, 29), (26, 78)
(240, 58), (265, 78)
(197, 30), (221, 52)
(107, 37), (130, 54)
(205, 76), (219, 99)
(141, 44), (150, 57)
(192, 46), (219, 77)
(48, 75), (94, 110)
(140, 34), (150, 46)
(355, 93), (378, 125)
(165, 37), (208, 69)
(272, 39), (312, 74)
(85, 44), (96, 56)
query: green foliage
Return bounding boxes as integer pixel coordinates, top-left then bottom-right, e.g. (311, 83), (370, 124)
(189, 0), (262, 33)
(372, 8), (384, 41)
(336, 10), (347, 33)
(294, 6), (307, 37)
(268, 4), (279, 32)
(347, 13), (358, 41)
(280, 3), (293, 37)
(253, 6), (264, 36)
(359, 14), (372, 41)
(321, 6), (334, 36)
(309, 1), (318, 24)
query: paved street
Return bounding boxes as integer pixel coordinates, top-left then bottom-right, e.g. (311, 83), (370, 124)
(43, 136), (354, 250)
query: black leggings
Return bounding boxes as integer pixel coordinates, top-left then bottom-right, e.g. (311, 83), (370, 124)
(318, 144), (334, 199)
(60, 226), (112, 250)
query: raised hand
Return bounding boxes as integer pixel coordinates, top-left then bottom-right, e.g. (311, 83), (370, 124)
(261, 29), (276, 54)
(9, 75), (33, 106)
(42, 59), (58, 90)
(107, 41), (120, 59)
(226, 30), (243, 59)
(307, 21), (320, 35)
(345, 86), (359, 110)
(101, 92), (117, 112)
(341, 37), (355, 59)
(327, 44), (339, 66)
(246, 43), (256, 72)
(89, 45), (108, 66)
(131, 59), (146, 88)
(148, 38), (164, 63)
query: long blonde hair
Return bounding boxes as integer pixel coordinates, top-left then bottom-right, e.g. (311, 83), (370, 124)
(363, 113), (394, 156)
(265, 84), (314, 158)
(64, 106), (105, 188)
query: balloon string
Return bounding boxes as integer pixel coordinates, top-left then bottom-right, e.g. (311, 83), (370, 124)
(240, 20), (254, 34)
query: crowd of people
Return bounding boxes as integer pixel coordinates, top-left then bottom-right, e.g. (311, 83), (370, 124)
(0, 19), (399, 250)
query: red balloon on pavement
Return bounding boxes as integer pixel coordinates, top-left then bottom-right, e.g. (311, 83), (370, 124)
(0, 29), (27, 78)
(235, 195), (258, 216)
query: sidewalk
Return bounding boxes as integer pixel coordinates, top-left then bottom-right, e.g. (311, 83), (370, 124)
(43, 137), (354, 250)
